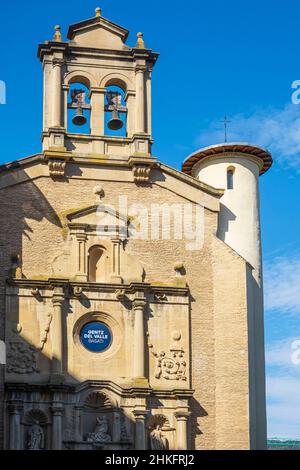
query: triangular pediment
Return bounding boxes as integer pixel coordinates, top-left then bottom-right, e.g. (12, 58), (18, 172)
(67, 14), (129, 49)
(67, 205), (128, 228)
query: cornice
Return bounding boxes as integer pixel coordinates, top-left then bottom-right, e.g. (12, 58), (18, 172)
(7, 278), (189, 297)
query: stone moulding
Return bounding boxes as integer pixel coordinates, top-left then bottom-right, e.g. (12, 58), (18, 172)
(7, 278), (190, 298)
(48, 159), (67, 178)
(43, 150), (72, 179)
(128, 156), (158, 185)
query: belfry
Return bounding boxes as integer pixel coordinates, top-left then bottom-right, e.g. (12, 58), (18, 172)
(0, 8), (272, 450)
(39, 7), (158, 175)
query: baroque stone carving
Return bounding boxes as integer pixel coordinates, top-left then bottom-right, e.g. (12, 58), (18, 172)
(150, 425), (168, 450)
(94, 185), (105, 199)
(48, 159), (66, 178)
(150, 345), (186, 381)
(7, 342), (40, 374)
(40, 312), (53, 351)
(84, 391), (112, 410)
(31, 288), (40, 297)
(154, 292), (168, 302)
(116, 289), (126, 301)
(73, 286), (83, 298)
(120, 414), (129, 442)
(27, 420), (44, 450)
(132, 165), (151, 183)
(87, 416), (111, 443)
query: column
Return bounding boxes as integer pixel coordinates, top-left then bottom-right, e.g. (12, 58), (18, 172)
(51, 287), (64, 380)
(175, 412), (190, 450)
(133, 411), (148, 450)
(62, 84), (70, 130)
(76, 232), (87, 280)
(51, 400), (63, 450)
(112, 411), (121, 442)
(111, 238), (122, 283)
(125, 90), (136, 137)
(146, 71), (152, 135)
(89, 87), (106, 135)
(135, 66), (146, 133)
(74, 406), (83, 441)
(43, 62), (52, 132)
(133, 297), (147, 378)
(52, 59), (63, 127)
(8, 402), (23, 450)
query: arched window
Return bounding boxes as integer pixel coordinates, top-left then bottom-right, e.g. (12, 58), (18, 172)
(88, 246), (106, 282)
(67, 83), (91, 134)
(104, 85), (127, 137)
(227, 167), (234, 190)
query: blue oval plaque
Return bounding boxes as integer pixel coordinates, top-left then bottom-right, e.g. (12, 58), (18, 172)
(80, 321), (112, 353)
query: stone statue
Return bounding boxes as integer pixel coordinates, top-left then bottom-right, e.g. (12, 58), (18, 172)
(150, 425), (168, 450)
(27, 420), (44, 450)
(88, 416), (111, 443)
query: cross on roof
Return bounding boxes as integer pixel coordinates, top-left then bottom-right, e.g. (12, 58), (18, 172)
(221, 116), (231, 142)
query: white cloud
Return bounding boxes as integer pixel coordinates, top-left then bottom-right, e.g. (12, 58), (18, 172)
(265, 338), (300, 438)
(266, 337), (300, 369)
(264, 254), (300, 314)
(197, 103), (300, 169)
(267, 375), (300, 438)
(267, 403), (300, 438)
(267, 375), (300, 403)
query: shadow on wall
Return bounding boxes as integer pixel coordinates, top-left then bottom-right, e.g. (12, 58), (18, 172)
(0, 167), (207, 450)
(216, 203), (236, 241)
(0, 166), (63, 449)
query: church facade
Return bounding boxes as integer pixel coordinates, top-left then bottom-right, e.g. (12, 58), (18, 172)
(0, 9), (272, 450)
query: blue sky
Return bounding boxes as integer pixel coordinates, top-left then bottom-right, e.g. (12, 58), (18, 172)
(1, 0), (300, 438)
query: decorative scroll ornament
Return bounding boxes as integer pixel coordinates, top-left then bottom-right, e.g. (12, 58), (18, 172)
(116, 289), (126, 301)
(151, 347), (187, 381)
(73, 286), (83, 298)
(150, 331), (186, 381)
(154, 292), (168, 302)
(132, 165), (151, 183)
(40, 312), (53, 351)
(31, 288), (40, 297)
(7, 342), (39, 374)
(48, 159), (66, 178)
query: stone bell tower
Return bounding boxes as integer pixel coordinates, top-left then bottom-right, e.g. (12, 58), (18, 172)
(38, 7), (158, 173)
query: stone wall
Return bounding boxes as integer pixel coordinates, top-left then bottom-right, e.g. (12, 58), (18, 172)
(0, 163), (251, 449)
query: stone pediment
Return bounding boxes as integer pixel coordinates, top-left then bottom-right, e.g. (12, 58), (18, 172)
(67, 205), (128, 236)
(67, 14), (130, 50)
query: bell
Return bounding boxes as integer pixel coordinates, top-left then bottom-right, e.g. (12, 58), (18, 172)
(108, 109), (123, 131)
(72, 107), (87, 126)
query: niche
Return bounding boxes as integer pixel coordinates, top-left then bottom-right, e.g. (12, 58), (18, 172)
(88, 245), (108, 283)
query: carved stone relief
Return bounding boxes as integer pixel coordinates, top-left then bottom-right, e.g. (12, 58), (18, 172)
(86, 415), (111, 443)
(48, 159), (67, 178)
(148, 414), (171, 450)
(40, 312), (52, 351)
(27, 421), (45, 450)
(7, 341), (40, 374)
(150, 425), (168, 449)
(149, 331), (187, 381)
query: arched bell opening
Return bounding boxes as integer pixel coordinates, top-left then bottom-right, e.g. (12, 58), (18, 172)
(67, 82), (91, 134)
(104, 85), (127, 137)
